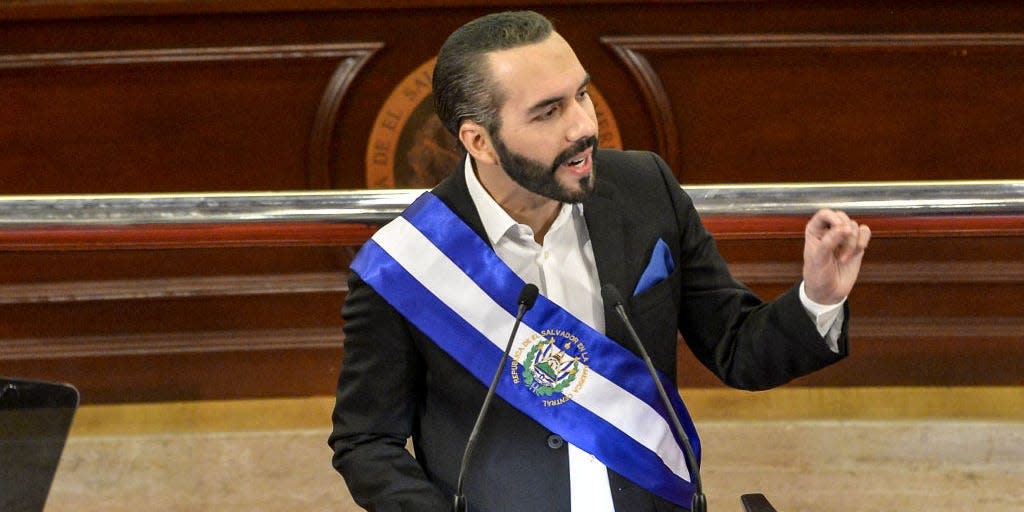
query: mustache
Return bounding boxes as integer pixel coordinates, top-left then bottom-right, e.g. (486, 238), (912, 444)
(552, 136), (599, 169)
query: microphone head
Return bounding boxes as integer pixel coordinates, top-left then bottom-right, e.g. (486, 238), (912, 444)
(518, 283), (540, 310)
(600, 283), (624, 307)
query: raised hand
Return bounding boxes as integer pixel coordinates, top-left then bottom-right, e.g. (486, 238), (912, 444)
(802, 209), (871, 305)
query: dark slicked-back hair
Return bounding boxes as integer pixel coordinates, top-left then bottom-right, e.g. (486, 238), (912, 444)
(432, 11), (554, 150)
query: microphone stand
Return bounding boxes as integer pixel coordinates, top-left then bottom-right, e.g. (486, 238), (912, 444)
(602, 284), (707, 512)
(452, 284), (539, 512)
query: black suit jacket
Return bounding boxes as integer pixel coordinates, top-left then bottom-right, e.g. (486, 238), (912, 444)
(329, 149), (849, 512)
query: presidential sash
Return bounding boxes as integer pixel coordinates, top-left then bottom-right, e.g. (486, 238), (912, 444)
(350, 192), (701, 508)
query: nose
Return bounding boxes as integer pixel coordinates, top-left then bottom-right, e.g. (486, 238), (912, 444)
(565, 99), (597, 142)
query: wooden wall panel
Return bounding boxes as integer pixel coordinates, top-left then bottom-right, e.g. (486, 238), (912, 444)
(2, 216), (1021, 403)
(1, 1), (1023, 403)
(0, 44), (380, 193)
(672, 233), (1024, 388)
(3, 348), (344, 402)
(4, 1), (1024, 192)
(604, 34), (1024, 182)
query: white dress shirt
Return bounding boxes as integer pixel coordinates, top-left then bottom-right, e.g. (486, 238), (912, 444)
(462, 156), (843, 510)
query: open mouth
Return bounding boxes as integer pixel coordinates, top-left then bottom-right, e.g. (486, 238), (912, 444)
(560, 147), (593, 169)
(554, 136), (597, 174)
(557, 151), (592, 178)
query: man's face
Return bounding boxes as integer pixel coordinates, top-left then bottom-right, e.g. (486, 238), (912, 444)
(486, 33), (600, 203)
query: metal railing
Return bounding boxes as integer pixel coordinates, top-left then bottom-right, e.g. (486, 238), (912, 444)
(1, 181), (1022, 228)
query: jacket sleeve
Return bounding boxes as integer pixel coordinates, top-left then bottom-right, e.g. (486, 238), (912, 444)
(328, 271), (450, 512)
(651, 154), (848, 390)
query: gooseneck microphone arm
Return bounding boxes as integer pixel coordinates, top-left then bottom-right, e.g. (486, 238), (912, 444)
(452, 283), (540, 512)
(600, 284), (708, 512)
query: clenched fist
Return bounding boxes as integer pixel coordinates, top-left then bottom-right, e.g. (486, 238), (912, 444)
(802, 209), (871, 305)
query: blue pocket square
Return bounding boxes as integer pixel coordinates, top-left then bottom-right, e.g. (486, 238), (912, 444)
(633, 239), (674, 296)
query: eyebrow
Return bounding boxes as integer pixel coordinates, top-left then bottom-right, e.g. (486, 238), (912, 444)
(526, 74), (592, 116)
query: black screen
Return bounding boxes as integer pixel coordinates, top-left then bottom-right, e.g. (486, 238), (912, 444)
(0, 378), (79, 512)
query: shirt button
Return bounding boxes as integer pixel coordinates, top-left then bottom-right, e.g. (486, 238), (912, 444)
(546, 434), (564, 449)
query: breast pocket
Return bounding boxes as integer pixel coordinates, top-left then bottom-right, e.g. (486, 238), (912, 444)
(626, 267), (681, 372)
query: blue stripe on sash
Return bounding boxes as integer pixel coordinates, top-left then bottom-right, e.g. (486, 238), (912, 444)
(351, 192), (700, 507)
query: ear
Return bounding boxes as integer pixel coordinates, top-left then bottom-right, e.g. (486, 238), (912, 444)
(458, 120), (499, 166)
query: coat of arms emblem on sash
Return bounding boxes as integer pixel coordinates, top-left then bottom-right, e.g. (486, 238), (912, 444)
(511, 329), (590, 407)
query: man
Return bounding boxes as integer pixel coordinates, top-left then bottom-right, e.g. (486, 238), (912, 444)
(329, 10), (870, 512)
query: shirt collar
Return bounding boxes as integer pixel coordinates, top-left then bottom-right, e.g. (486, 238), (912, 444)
(464, 155), (519, 245)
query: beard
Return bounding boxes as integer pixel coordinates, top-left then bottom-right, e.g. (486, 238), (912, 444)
(491, 133), (598, 203)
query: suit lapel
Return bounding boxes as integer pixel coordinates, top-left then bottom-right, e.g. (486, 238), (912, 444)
(584, 177), (641, 342)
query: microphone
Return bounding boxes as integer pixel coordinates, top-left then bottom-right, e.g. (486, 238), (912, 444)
(453, 283), (540, 512)
(740, 493), (779, 512)
(0, 382), (17, 402)
(600, 284), (708, 512)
